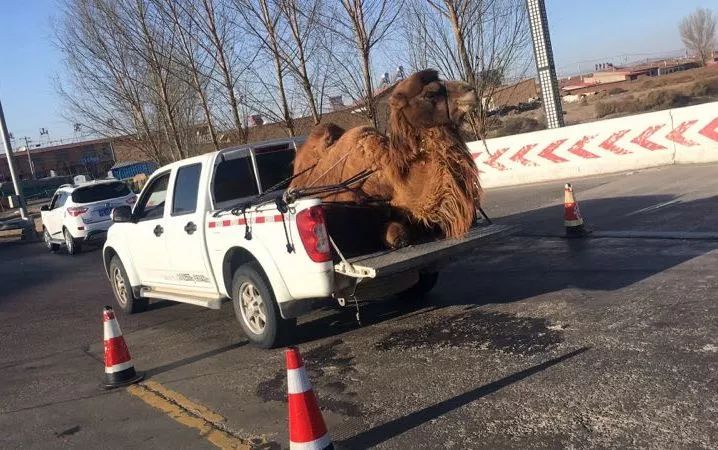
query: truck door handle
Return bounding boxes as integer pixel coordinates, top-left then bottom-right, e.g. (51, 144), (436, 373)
(184, 222), (197, 235)
(153, 225), (163, 237)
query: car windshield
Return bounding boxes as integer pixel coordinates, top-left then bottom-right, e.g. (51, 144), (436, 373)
(71, 182), (130, 204)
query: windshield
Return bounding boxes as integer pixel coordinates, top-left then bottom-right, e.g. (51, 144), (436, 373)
(71, 182), (131, 204)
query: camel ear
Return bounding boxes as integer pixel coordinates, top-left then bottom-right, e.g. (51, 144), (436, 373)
(390, 92), (408, 109)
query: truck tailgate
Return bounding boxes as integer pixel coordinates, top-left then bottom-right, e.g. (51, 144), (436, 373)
(334, 224), (517, 278)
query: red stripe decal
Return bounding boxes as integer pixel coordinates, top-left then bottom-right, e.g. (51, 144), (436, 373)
(255, 216), (265, 224)
(208, 222), (216, 228)
(104, 336), (131, 367)
(274, 214), (283, 222)
(238, 218), (246, 225)
(288, 392), (328, 442)
(222, 220), (231, 227)
(102, 310), (116, 321)
(509, 144), (538, 166)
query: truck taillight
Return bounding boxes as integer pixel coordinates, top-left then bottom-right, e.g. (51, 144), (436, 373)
(296, 206), (331, 263)
(67, 206), (88, 217)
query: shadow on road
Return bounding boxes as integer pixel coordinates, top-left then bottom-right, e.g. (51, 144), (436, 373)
(293, 195), (718, 345)
(145, 341), (248, 378)
(337, 347), (589, 448)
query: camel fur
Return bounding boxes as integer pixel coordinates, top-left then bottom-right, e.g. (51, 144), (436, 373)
(289, 69), (482, 248)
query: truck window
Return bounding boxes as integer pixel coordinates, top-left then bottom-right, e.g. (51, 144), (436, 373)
(135, 173), (170, 221)
(254, 144), (295, 191)
(172, 164), (202, 215)
(212, 156), (259, 207)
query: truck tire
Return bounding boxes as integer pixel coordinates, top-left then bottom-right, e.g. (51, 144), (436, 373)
(64, 228), (82, 255)
(398, 271), (439, 301)
(232, 262), (295, 349)
(109, 256), (148, 314)
(43, 227), (60, 252)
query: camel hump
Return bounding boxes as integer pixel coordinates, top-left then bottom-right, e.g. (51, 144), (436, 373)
(307, 122), (345, 148)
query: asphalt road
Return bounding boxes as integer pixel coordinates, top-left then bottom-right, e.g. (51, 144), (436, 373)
(1, 163), (717, 449)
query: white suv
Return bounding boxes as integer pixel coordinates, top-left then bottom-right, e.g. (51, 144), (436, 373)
(41, 180), (136, 255)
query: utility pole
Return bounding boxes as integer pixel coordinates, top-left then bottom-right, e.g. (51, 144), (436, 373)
(20, 136), (36, 179)
(0, 99), (29, 219)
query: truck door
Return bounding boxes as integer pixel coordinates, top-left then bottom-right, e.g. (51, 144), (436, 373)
(164, 162), (215, 291)
(127, 171), (173, 286)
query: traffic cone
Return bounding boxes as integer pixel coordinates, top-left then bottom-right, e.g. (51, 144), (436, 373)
(102, 306), (143, 389)
(564, 183), (589, 237)
(286, 347), (333, 450)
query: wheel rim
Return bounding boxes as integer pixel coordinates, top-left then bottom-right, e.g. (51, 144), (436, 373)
(44, 230), (52, 249)
(112, 266), (128, 306)
(64, 230), (73, 252)
(238, 282), (267, 335)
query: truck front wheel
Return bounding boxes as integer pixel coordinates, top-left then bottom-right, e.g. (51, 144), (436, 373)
(109, 256), (148, 314)
(232, 262), (295, 348)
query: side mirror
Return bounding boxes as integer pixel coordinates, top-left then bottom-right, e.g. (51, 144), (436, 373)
(40, 204), (50, 211)
(111, 205), (133, 223)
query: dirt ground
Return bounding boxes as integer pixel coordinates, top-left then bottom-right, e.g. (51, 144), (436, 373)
(489, 65), (718, 137)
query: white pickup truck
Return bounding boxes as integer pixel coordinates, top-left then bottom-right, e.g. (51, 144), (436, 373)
(103, 138), (514, 348)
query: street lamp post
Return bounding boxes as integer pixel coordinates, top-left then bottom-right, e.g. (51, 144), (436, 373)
(526, 0), (564, 129)
(0, 99), (29, 219)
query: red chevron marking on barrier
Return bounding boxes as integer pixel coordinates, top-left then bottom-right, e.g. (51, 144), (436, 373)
(509, 144), (538, 166)
(567, 136), (599, 159)
(469, 151), (486, 173)
(666, 120), (699, 146)
(537, 139), (568, 163)
(698, 117), (718, 142)
(599, 130), (632, 155)
(631, 125), (666, 150)
(483, 148), (509, 171)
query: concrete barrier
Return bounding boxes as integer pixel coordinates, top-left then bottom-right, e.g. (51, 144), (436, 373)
(468, 101), (718, 188)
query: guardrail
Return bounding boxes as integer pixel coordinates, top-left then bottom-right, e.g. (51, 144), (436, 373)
(468, 101), (718, 188)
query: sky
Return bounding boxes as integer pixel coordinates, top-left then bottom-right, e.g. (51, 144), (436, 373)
(0, 0), (716, 147)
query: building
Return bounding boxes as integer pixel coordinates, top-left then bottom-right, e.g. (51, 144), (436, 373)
(0, 138), (116, 182)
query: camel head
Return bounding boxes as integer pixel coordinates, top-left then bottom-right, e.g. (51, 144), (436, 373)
(388, 69), (477, 129)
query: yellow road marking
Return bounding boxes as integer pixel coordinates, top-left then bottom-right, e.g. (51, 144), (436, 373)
(127, 381), (257, 450)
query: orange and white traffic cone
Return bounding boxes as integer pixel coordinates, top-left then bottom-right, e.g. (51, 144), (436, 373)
(102, 306), (143, 389)
(564, 183), (589, 237)
(286, 347), (333, 450)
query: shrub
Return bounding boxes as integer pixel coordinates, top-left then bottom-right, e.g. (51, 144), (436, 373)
(641, 89), (690, 109)
(690, 77), (718, 97)
(491, 117), (546, 137)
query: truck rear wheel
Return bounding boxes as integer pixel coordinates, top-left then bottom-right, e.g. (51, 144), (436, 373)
(398, 271), (439, 301)
(232, 262), (295, 348)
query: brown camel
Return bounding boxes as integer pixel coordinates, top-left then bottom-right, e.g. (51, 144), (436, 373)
(289, 69), (482, 248)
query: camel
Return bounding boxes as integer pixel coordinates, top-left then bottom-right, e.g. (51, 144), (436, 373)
(289, 69), (482, 248)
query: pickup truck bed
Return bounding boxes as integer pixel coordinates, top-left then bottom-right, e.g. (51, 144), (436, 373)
(334, 223), (517, 278)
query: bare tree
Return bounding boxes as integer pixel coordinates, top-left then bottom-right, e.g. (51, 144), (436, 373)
(405, 0), (531, 138)
(57, 0), (208, 163)
(325, 0), (404, 128)
(277, 0), (327, 125)
(680, 8), (717, 66)
(155, 0), (220, 150)
(235, 0), (296, 136)
(180, 0), (251, 143)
